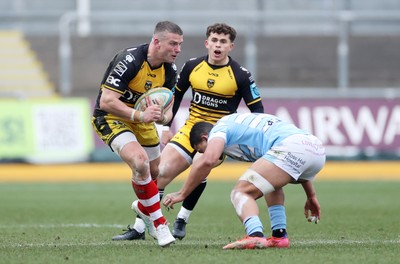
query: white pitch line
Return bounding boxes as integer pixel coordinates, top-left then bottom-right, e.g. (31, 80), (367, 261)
(2, 239), (400, 249)
(295, 239), (400, 246)
(0, 223), (126, 228)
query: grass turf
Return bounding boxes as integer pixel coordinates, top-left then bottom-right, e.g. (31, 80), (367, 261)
(0, 180), (399, 264)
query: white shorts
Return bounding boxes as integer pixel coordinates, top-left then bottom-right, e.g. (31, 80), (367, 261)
(111, 132), (160, 161)
(263, 134), (326, 181)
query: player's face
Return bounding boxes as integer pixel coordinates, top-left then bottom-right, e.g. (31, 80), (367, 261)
(193, 140), (208, 153)
(205, 32), (234, 65)
(157, 32), (183, 63)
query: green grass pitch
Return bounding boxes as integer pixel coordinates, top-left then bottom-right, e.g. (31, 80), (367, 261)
(0, 180), (399, 264)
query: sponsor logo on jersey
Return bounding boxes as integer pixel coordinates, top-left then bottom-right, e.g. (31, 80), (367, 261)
(123, 90), (140, 102)
(113, 61), (128, 76)
(106, 75), (121, 87)
(240, 66), (249, 73)
(207, 79), (215, 88)
(193, 91), (228, 108)
(124, 54), (134, 63)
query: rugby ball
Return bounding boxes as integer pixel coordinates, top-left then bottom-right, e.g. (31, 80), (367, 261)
(134, 87), (174, 111)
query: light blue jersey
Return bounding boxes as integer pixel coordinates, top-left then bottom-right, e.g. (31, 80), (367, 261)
(208, 113), (309, 162)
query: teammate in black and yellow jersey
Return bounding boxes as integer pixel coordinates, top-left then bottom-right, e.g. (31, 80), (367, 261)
(158, 23), (265, 239)
(116, 23), (264, 241)
(92, 21), (183, 247)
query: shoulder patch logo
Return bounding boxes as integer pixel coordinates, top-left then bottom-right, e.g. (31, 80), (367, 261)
(114, 61), (128, 76)
(124, 55), (134, 63)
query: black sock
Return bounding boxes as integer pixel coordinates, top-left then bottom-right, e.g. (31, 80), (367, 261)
(249, 231), (264, 238)
(272, 228), (287, 238)
(181, 181), (207, 210)
(158, 188), (164, 200)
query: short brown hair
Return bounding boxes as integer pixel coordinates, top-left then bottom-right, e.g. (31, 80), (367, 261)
(206, 23), (236, 42)
(154, 21), (183, 36)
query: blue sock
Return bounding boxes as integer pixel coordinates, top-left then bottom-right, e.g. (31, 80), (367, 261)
(243, 216), (264, 237)
(268, 205), (287, 231)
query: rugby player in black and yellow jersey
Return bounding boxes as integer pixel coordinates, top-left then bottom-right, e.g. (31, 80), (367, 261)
(158, 23), (265, 239)
(91, 21), (183, 247)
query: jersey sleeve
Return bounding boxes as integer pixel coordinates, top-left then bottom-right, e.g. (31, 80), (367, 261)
(163, 63), (178, 89)
(166, 59), (197, 126)
(235, 64), (264, 113)
(101, 49), (139, 95)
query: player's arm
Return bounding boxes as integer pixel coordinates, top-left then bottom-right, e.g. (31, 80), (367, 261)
(99, 49), (160, 122)
(301, 180), (321, 223)
(165, 61), (193, 127)
(247, 100), (264, 113)
(181, 138), (224, 195)
(236, 64), (265, 113)
(163, 137), (225, 209)
(100, 88), (133, 120)
(100, 88), (162, 123)
(161, 61), (194, 144)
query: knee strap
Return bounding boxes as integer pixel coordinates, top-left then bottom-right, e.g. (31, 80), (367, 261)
(239, 169), (275, 195)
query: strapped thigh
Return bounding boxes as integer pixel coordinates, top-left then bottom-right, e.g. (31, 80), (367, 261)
(239, 169), (275, 195)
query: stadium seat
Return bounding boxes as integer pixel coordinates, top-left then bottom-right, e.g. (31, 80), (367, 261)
(0, 30), (56, 98)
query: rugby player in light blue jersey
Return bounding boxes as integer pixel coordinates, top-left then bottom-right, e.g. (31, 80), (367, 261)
(163, 113), (326, 249)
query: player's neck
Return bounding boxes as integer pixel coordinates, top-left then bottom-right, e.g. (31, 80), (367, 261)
(147, 44), (162, 68)
(207, 56), (229, 66)
(147, 55), (162, 69)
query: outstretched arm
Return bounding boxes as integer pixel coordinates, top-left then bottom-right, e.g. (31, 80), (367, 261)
(163, 138), (225, 209)
(301, 180), (321, 223)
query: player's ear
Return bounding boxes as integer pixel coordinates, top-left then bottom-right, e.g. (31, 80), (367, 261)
(153, 37), (161, 49)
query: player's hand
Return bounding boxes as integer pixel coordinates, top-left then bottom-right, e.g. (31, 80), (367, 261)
(141, 96), (162, 122)
(304, 196), (321, 224)
(163, 192), (185, 210)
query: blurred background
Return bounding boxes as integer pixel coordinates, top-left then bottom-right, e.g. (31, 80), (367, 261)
(1, 0), (399, 164)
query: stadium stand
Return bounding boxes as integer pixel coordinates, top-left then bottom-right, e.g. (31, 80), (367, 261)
(0, 0), (399, 98)
(0, 30), (55, 98)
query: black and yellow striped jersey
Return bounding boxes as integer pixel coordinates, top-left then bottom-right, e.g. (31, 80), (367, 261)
(171, 55), (264, 126)
(93, 43), (177, 116)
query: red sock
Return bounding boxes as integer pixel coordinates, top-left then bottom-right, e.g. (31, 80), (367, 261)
(131, 178), (166, 228)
